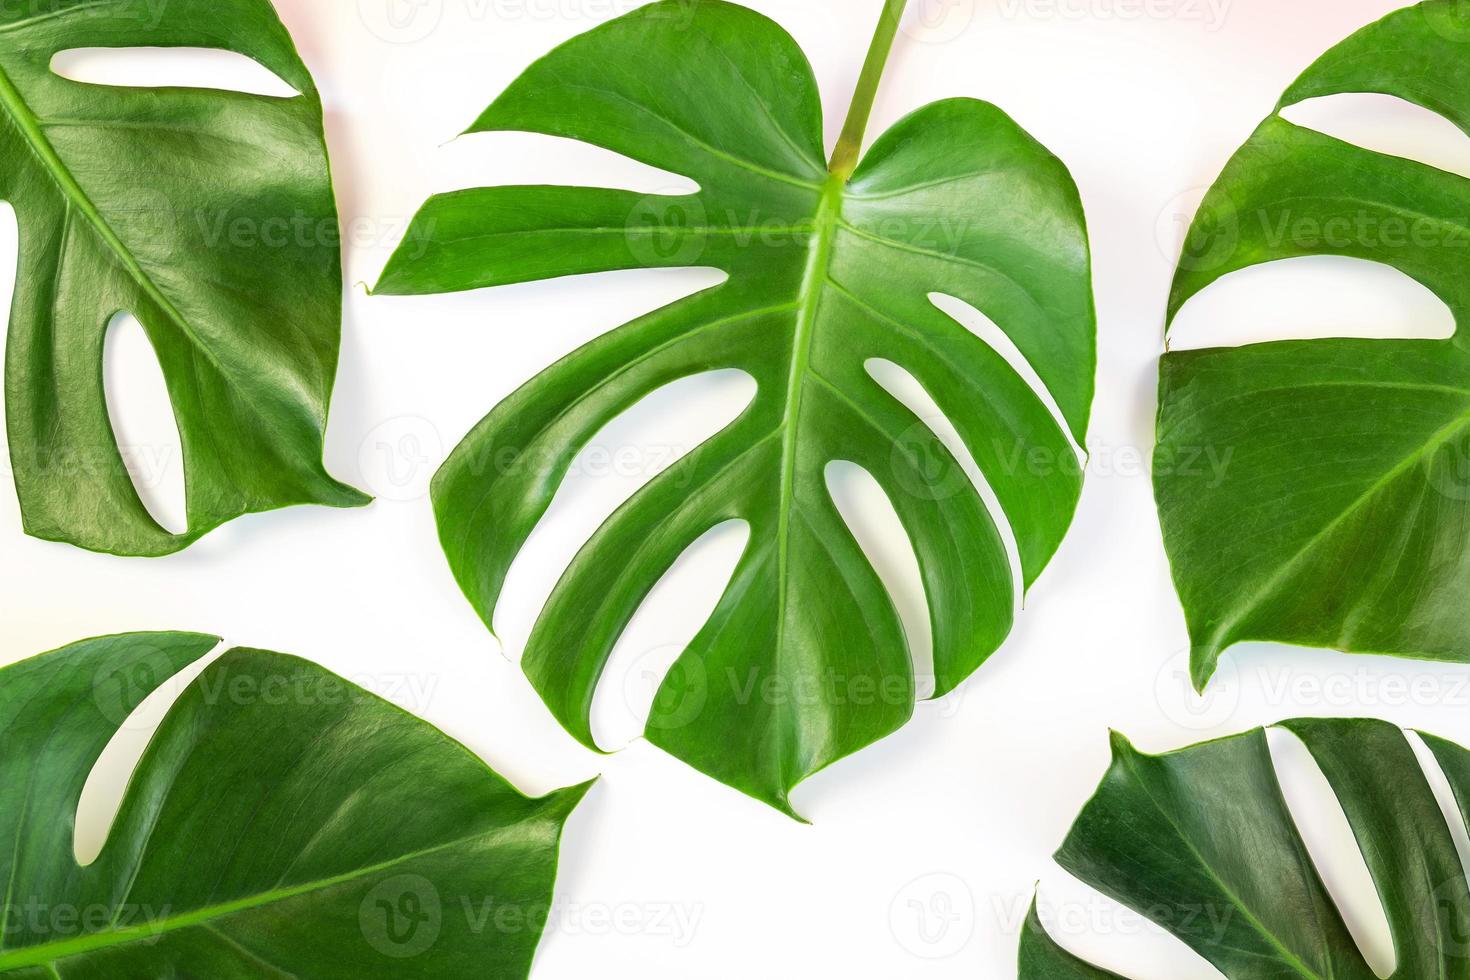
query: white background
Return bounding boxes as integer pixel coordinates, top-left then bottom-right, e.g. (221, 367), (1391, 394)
(7, 0), (1470, 976)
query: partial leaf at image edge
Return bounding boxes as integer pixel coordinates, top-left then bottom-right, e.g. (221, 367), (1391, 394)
(1020, 718), (1470, 979)
(0, 632), (590, 978)
(1156, 0), (1470, 686)
(374, 0), (1095, 818)
(0, 0), (369, 556)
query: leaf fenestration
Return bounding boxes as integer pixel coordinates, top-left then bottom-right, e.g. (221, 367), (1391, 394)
(1021, 718), (1470, 980)
(376, 0), (1095, 816)
(0, 632), (588, 978)
(1, 0), (368, 556)
(1156, 0), (1470, 686)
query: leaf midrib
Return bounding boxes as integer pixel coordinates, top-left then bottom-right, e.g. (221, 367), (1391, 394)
(0, 60), (233, 382)
(1202, 396), (1470, 657)
(771, 173), (845, 696)
(1118, 749), (1332, 980)
(0, 823), (509, 971)
(0, 2), (108, 36)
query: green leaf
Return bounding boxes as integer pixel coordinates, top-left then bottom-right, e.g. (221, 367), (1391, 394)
(1019, 899), (1123, 979)
(375, 0), (1094, 817)
(1021, 718), (1470, 979)
(1156, 0), (1470, 687)
(0, 632), (590, 978)
(1, 0), (369, 557)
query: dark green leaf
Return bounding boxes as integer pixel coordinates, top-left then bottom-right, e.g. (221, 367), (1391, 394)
(375, 0), (1094, 817)
(1021, 718), (1470, 979)
(0, 632), (589, 978)
(1, 0), (369, 557)
(1156, 0), (1470, 686)
(1019, 900), (1123, 979)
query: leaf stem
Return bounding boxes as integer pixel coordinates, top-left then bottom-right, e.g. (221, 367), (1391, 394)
(829, 0), (910, 179)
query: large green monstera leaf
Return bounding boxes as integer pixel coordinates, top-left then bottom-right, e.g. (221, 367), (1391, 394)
(1021, 718), (1470, 979)
(0, 633), (589, 977)
(1156, 0), (1470, 687)
(1, 0), (368, 556)
(375, 0), (1094, 816)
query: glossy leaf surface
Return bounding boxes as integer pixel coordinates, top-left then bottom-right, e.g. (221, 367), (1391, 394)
(1, 0), (368, 556)
(0, 632), (588, 977)
(1156, 0), (1470, 686)
(1022, 718), (1470, 979)
(376, 0), (1094, 817)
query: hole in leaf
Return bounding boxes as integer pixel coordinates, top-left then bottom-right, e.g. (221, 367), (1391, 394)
(0, 202), (17, 486)
(1283, 93), (1470, 180)
(496, 368), (757, 651)
(103, 312), (187, 536)
(589, 519), (749, 750)
(1033, 878), (1227, 980)
(863, 358), (1022, 616)
(1408, 732), (1470, 903)
(1169, 255), (1455, 349)
(825, 461), (933, 698)
(928, 291), (1082, 460)
(439, 132), (699, 197)
(52, 47), (299, 98)
(74, 642), (225, 866)
(1268, 726), (1395, 978)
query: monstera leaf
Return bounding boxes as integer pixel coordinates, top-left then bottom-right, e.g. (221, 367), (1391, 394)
(1156, 0), (1470, 687)
(0, 632), (589, 978)
(375, 0), (1094, 816)
(1021, 718), (1470, 979)
(1, 0), (368, 556)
